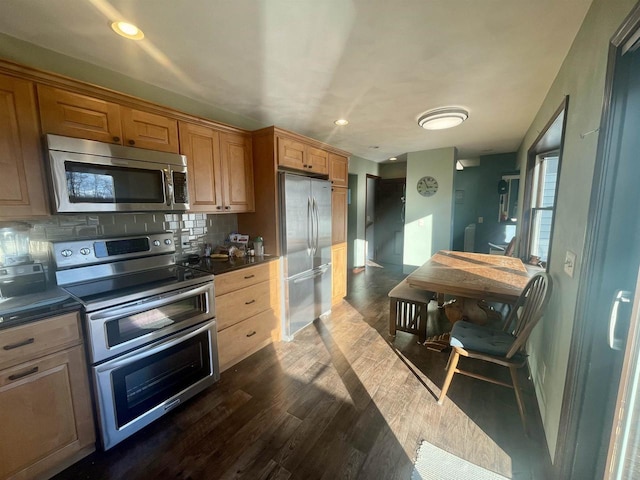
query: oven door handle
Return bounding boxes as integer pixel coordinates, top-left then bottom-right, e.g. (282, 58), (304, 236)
(94, 319), (216, 373)
(88, 282), (213, 322)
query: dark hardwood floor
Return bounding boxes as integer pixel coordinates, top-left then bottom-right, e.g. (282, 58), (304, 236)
(55, 264), (552, 480)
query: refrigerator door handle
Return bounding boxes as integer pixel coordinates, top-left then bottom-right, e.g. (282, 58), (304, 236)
(292, 265), (330, 283)
(306, 196), (313, 255)
(313, 197), (319, 255)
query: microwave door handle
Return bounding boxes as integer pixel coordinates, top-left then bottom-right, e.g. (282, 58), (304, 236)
(165, 169), (173, 207)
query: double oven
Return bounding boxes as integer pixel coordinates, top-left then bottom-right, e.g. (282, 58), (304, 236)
(53, 233), (219, 449)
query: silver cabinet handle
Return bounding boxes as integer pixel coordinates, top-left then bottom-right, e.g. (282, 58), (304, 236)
(609, 290), (632, 350)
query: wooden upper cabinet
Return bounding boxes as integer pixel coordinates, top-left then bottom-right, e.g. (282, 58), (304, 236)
(277, 134), (331, 175)
(306, 146), (329, 175)
(179, 122), (223, 212)
(329, 153), (348, 187)
(38, 84), (122, 144)
(38, 85), (179, 153)
(0, 74), (49, 218)
(120, 107), (179, 153)
(220, 131), (255, 213)
(277, 136), (305, 170)
(179, 122), (254, 213)
(331, 186), (348, 244)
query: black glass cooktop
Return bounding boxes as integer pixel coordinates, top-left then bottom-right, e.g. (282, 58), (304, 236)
(62, 265), (213, 308)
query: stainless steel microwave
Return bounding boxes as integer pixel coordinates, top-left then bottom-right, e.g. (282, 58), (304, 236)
(46, 134), (189, 213)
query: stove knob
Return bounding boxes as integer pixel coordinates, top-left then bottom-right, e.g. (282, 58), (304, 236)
(164, 239), (172, 245)
(80, 248), (91, 255)
(61, 249), (73, 257)
(153, 240), (161, 247)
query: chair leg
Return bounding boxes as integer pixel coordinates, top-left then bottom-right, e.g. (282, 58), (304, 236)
(438, 349), (460, 405)
(418, 302), (427, 343)
(389, 298), (398, 337)
(510, 366), (528, 434)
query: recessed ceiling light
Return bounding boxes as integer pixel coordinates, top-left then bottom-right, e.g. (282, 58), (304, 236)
(418, 107), (469, 130)
(334, 119), (349, 126)
(389, 157), (397, 161)
(111, 21), (145, 40)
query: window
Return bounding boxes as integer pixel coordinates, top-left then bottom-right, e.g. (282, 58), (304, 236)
(528, 153), (559, 262)
(521, 96), (567, 268)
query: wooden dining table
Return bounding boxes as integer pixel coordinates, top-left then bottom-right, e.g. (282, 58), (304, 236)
(406, 250), (537, 325)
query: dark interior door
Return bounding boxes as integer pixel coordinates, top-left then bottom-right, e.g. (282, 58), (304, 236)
(374, 178), (405, 266)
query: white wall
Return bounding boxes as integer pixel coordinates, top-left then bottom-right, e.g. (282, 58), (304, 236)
(515, 0), (637, 460)
(403, 148), (456, 273)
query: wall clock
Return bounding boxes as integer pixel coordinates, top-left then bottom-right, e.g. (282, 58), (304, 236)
(417, 176), (438, 197)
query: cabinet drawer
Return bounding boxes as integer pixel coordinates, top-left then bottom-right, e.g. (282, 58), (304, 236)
(0, 312), (81, 370)
(216, 280), (276, 330)
(218, 309), (279, 372)
(215, 262), (275, 296)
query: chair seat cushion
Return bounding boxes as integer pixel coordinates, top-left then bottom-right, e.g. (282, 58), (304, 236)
(450, 320), (521, 357)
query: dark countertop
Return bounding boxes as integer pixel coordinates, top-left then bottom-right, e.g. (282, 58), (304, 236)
(0, 285), (81, 331)
(182, 254), (279, 276)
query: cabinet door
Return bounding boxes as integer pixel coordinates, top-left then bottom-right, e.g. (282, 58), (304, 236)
(277, 136), (305, 170)
(331, 186), (348, 244)
(306, 146), (329, 175)
(0, 345), (95, 479)
(121, 107), (179, 153)
(37, 84), (122, 144)
(329, 153), (348, 187)
(0, 75), (48, 218)
(331, 243), (347, 305)
(179, 122), (224, 212)
(220, 131), (255, 213)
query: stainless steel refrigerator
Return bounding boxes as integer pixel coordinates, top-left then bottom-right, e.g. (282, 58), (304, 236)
(280, 173), (332, 339)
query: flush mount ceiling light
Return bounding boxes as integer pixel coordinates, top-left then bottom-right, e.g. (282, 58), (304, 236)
(334, 119), (349, 126)
(389, 157), (397, 161)
(110, 21), (145, 40)
(418, 107), (469, 130)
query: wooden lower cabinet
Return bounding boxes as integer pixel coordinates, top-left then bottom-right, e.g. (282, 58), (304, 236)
(216, 262), (281, 372)
(332, 243), (347, 305)
(0, 344), (95, 480)
(331, 186), (348, 245)
(218, 309), (279, 372)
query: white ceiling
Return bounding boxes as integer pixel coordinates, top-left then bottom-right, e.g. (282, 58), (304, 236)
(0, 0), (592, 162)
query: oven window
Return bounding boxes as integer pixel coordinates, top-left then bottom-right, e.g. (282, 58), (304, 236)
(65, 161), (165, 203)
(111, 331), (212, 428)
(105, 294), (207, 347)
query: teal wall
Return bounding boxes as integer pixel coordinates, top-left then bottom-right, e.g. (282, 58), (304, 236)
(452, 153), (517, 252)
(515, 0), (637, 460)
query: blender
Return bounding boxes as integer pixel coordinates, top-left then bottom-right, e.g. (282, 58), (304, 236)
(0, 223), (45, 298)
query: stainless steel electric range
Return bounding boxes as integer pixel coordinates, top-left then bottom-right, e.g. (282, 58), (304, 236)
(53, 232), (219, 450)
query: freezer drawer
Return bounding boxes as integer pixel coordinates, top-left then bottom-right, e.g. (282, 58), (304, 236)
(284, 264), (332, 339)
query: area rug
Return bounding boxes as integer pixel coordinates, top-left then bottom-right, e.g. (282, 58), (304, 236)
(411, 441), (509, 480)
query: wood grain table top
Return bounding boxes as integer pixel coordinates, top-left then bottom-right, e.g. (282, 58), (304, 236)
(406, 250), (534, 303)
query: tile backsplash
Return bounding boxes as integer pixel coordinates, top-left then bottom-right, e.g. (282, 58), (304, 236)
(12, 212), (238, 268)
